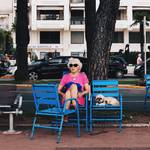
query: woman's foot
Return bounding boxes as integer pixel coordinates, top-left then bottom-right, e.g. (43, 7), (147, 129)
(64, 116), (68, 123)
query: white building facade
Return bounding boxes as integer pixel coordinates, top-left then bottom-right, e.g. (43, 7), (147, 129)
(2, 0), (150, 59)
(0, 0), (13, 31)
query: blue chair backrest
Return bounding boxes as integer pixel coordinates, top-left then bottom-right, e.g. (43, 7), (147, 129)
(92, 80), (119, 98)
(32, 84), (60, 112)
(145, 74), (150, 87)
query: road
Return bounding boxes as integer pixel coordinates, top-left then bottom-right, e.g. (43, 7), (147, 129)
(0, 85), (148, 113)
(119, 87), (149, 111)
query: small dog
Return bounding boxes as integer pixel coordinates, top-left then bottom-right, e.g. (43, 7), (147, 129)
(95, 94), (120, 106)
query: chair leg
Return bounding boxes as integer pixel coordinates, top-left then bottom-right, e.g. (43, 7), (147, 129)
(118, 120), (122, 132)
(3, 113), (21, 134)
(85, 104), (88, 132)
(76, 108), (80, 137)
(89, 109), (93, 132)
(57, 115), (64, 143)
(144, 95), (148, 105)
(30, 117), (37, 139)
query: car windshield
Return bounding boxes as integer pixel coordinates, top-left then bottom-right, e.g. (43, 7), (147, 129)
(49, 58), (62, 64)
(30, 60), (44, 65)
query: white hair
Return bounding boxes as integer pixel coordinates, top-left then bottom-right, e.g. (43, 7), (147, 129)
(67, 57), (82, 70)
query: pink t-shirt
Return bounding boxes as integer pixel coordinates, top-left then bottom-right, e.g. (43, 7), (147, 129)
(60, 72), (89, 106)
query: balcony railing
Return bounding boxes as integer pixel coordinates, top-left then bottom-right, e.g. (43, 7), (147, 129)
(70, 0), (84, 3)
(0, 24), (8, 29)
(37, 14), (64, 20)
(14, 0), (29, 3)
(70, 17), (85, 25)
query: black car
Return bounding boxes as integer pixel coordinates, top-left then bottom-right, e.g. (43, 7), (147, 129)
(134, 58), (150, 77)
(109, 56), (128, 78)
(28, 56), (87, 80)
(27, 56), (127, 80)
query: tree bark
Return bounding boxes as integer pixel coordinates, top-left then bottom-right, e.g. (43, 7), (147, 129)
(15, 0), (29, 81)
(85, 0), (96, 81)
(87, 0), (120, 80)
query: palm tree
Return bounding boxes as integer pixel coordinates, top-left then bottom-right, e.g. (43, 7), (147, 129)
(85, 0), (120, 80)
(131, 11), (150, 60)
(5, 30), (13, 54)
(0, 29), (5, 51)
(15, 0), (29, 81)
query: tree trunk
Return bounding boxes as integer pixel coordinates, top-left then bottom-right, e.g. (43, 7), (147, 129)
(15, 0), (29, 81)
(88, 0), (120, 80)
(140, 22), (144, 60)
(85, 0), (96, 81)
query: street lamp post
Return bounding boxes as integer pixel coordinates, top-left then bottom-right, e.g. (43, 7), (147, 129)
(144, 16), (147, 75)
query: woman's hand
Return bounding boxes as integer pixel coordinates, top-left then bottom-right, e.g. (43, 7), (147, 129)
(78, 92), (85, 98)
(61, 93), (65, 98)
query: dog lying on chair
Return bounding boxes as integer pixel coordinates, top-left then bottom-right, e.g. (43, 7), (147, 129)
(95, 94), (120, 106)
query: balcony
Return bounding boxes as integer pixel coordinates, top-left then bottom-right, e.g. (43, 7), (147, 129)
(70, 0), (84, 7)
(37, 10), (64, 21)
(115, 20), (128, 29)
(0, 24), (8, 30)
(70, 17), (85, 25)
(129, 21), (150, 30)
(70, 17), (85, 30)
(36, 20), (64, 30)
(70, 0), (84, 3)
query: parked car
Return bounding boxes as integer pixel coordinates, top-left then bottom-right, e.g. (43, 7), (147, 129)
(109, 56), (128, 78)
(134, 57), (150, 77)
(0, 54), (11, 76)
(27, 56), (127, 80)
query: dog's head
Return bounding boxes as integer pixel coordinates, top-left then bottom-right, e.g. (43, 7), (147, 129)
(95, 94), (105, 104)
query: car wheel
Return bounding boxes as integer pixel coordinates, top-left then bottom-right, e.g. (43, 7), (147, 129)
(29, 72), (39, 80)
(116, 71), (124, 78)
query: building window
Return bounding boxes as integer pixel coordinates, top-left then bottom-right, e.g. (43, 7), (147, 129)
(37, 10), (64, 20)
(133, 10), (150, 20)
(112, 32), (124, 43)
(71, 52), (87, 57)
(116, 9), (127, 20)
(129, 32), (140, 43)
(71, 10), (84, 25)
(71, 31), (84, 44)
(146, 32), (150, 43)
(40, 31), (60, 44)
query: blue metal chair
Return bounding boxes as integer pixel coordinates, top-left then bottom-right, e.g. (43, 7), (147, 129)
(145, 74), (150, 104)
(89, 80), (123, 132)
(67, 94), (89, 131)
(30, 84), (80, 143)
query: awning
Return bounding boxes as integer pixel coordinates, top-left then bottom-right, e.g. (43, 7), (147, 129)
(0, 14), (9, 18)
(37, 6), (64, 10)
(70, 7), (84, 10)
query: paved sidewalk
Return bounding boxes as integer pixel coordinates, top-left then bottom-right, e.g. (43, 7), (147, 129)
(0, 127), (150, 150)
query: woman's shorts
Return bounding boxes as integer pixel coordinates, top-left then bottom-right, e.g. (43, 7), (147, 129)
(61, 82), (82, 93)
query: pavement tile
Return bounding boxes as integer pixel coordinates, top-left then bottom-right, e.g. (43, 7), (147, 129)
(1, 128), (150, 150)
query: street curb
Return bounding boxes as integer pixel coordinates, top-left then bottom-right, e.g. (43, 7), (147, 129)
(0, 75), (14, 79)
(0, 84), (145, 89)
(0, 123), (149, 128)
(119, 84), (145, 89)
(15, 84), (145, 89)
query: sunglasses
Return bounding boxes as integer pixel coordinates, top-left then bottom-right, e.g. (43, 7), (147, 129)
(69, 64), (79, 67)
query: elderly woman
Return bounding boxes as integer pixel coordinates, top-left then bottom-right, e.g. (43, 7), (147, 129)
(58, 58), (89, 121)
